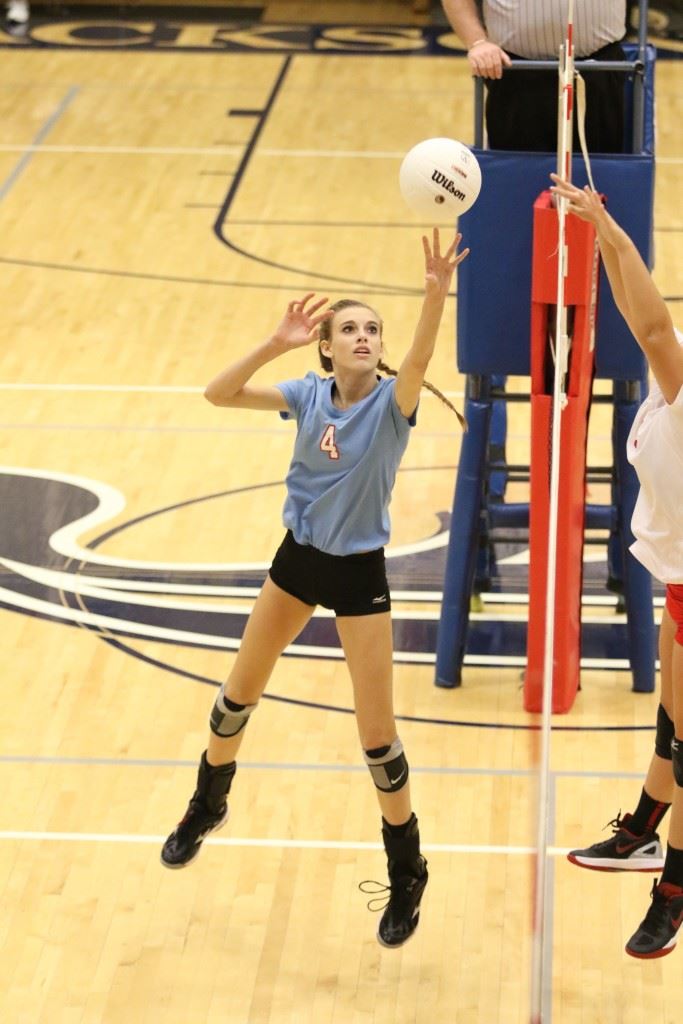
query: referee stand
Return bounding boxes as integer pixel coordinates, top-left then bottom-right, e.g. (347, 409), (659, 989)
(435, 9), (658, 710)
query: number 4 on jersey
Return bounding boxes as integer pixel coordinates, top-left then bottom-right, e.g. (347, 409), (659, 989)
(320, 424), (340, 460)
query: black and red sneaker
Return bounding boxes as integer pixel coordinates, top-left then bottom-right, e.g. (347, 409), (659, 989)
(567, 812), (663, 872)
(626, 879), (683, 959)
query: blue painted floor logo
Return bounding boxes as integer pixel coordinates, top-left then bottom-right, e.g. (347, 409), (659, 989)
(0, 466), (646, 675)
(0, 465), (454, 665)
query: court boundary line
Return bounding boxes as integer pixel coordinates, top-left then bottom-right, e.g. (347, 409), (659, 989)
(0, 755), (651, 777)
(0, 86), (79, 201)
(0, 829), (572, 856)
(0, 383), (463, 398)
(0, 254), (427, 298)
(0, 143), (682, 163)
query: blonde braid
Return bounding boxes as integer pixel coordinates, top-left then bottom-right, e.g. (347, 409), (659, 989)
(377, 360), (466, 430)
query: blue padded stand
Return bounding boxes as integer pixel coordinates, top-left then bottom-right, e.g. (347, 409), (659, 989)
(436, 48), (657, 694)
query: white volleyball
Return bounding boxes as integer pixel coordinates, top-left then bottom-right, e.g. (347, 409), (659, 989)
(399, 137), (482, 219)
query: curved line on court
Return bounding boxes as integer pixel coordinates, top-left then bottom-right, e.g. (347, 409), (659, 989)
(88, 479), (285, 551)
(97, 634), (655, 735)
(0, 255), (418, 299)
(211, 54), (425, 298)
(85, 464), (456, 558)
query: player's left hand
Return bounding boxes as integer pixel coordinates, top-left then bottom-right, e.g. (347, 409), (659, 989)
(423, 228), (469, 302)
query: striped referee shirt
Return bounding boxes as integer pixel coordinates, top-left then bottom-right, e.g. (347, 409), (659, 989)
(483, 0), (626, 58)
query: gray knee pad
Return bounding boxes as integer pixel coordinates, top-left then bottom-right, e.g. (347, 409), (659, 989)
(656, 704), (674, 760)
(209, 686), (258, 738)
(672, 737), (683, 787)
(364, 737), (409, 793)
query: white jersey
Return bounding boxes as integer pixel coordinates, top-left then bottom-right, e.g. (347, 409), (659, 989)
(627, 367), (683, 585)
(483, 0), (626, 58)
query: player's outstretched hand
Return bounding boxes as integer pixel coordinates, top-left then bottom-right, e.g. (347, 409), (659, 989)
(423, 228), (469, 303)
(549, 174), (606, 226)
(272, 294), (331, 350)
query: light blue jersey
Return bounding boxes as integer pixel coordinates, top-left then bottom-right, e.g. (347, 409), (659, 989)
(275, 372), (416, 556)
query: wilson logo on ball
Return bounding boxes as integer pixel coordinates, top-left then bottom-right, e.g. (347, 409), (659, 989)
(431, 170), (466, 201)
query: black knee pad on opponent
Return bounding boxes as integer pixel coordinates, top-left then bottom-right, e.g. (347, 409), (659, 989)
(209, 686), (258, 738)
(364, 738), (409, 793)
(672, 737), (683, 787)
(656, 704), (675, 760)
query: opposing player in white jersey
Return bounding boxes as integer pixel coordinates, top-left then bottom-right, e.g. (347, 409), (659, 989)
(160, 229), (468, 948)
(551, 175), (683, 959)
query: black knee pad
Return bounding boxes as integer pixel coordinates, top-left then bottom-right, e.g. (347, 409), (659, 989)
(672, 737), (683, 787)
(364, 738), (409, 793)
(655, 703), (674, 760)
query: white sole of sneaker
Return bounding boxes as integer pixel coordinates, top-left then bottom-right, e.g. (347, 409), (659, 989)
(160, 807), (229, 870)
(567, 852), (664, 872)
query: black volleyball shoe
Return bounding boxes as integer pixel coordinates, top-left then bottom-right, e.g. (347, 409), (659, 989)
(379, 857), (429, 948)
(360, 813), (429, 948)
(625, 879), (683, 959)
(160, 753), (235, 869)
(360, 859), (429, 949)
(567, 813), (664, 872)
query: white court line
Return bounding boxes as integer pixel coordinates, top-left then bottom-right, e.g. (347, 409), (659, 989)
(483, 591), (665, 608)
(0, 421), (622, 446)
(0, 383), (205, 393)
(0, 145), (245, 156)
(0, 145), (407, 159)
(1, 557), (445, 621)
(0, 144), (681, 163)
(0, 383), (465, 398)
(0, 829), (571, 856)
(7, 557), (621, 624)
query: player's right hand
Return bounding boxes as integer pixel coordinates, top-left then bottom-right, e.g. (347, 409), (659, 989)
(271, 294), (331, 350)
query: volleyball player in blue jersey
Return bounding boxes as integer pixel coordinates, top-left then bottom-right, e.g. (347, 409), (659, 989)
(161, 229), (469, 948)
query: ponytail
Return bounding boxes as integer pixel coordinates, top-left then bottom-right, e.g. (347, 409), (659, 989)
(377, 360), (466, 430)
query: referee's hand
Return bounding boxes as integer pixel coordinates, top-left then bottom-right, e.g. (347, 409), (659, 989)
(467, 40), (511, 80)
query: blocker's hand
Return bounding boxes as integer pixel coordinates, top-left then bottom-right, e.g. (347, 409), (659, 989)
(549, 174), (606, 226)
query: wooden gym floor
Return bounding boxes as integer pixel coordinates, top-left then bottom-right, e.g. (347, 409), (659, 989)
(0, 9), (681, 1023)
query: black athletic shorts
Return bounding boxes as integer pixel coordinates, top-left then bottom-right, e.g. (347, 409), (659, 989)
(269, 530), (391, 616)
